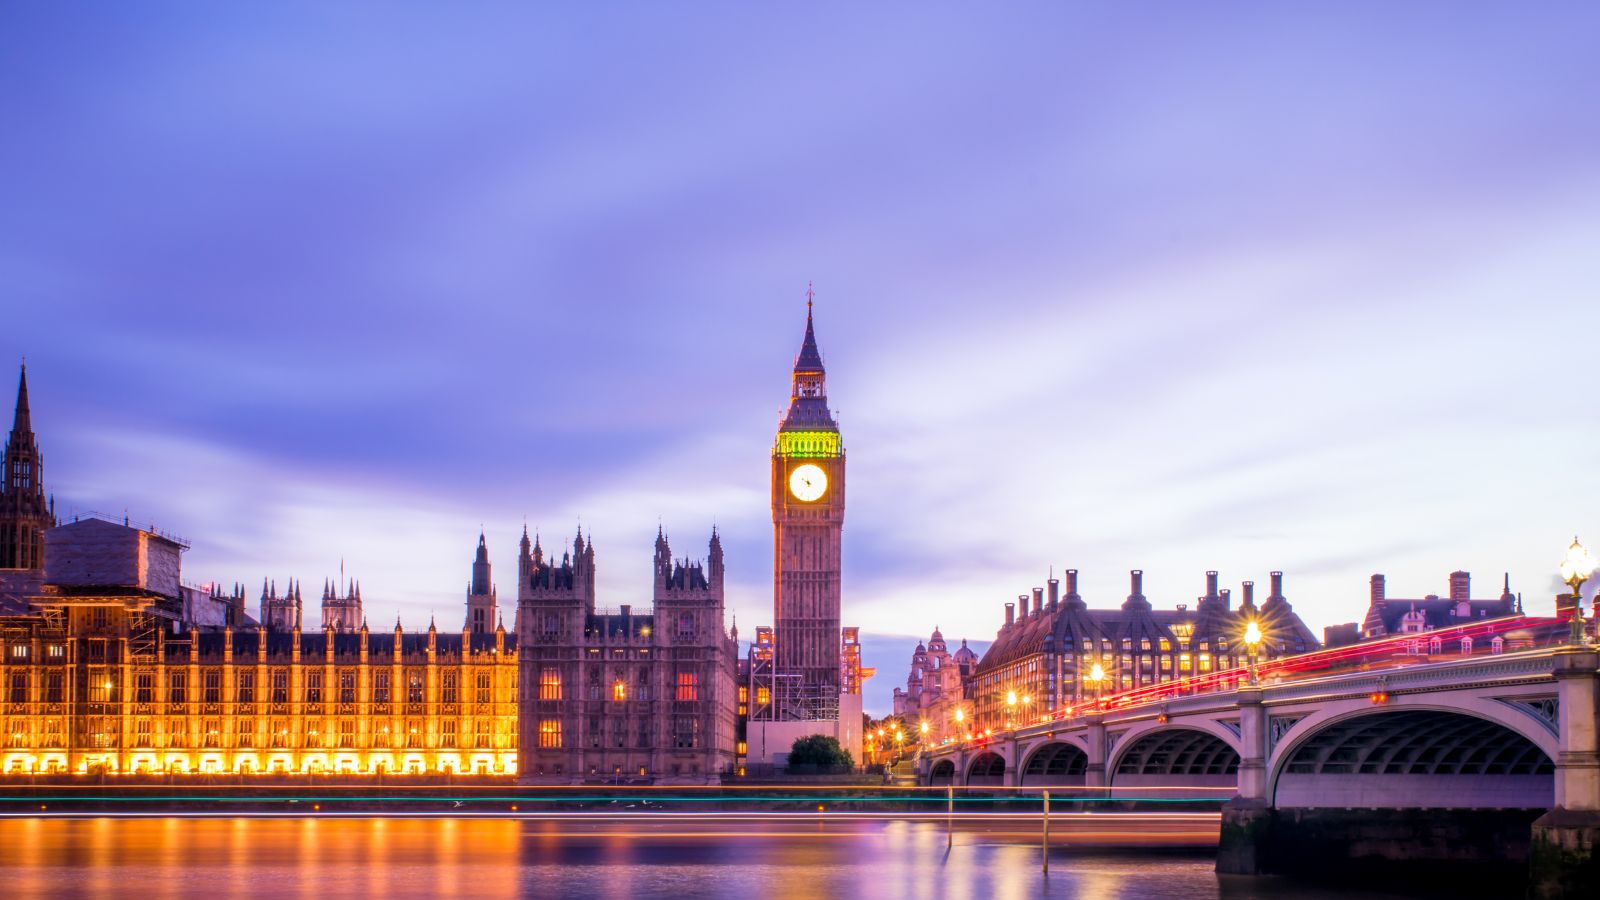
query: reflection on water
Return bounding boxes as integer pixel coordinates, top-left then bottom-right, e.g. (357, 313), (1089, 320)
(0, 817), (1420, 899)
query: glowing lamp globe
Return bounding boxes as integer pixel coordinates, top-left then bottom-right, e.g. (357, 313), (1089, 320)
(1244, 620), (1262, 649)
(1560, 536), (1596, 587)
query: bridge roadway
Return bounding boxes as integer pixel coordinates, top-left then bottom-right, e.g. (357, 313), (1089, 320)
(918, 618), (1600, 897)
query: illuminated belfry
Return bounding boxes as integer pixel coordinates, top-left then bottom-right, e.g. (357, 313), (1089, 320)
(745, 292), (869, 764)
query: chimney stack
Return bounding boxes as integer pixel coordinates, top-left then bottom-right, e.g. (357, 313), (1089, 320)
(1206, 570), (1219, 598)
(1371, 574), (1386, 604)
(1270, 571), (1284, 599)
(1449, 571), (1471, 602)
(1242, 581), (1255, 608)
(1047, 577), (1060, 610)
(1004, 602), (1015, 627)
(1032, 587), (1044, 617)
(1130, 569), (1143, 597)
(1220, 588), (1231, 610)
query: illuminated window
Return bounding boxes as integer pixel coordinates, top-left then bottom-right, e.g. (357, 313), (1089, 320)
(538, 719), (561, 748)
(340, 671), (357, 704)
(271, 671), (289, 704)
(476, 673), (491, 704)
(612, 681), (627, 701)
(476, 718), (492, 748)
(538, 667), (562, 700)
(8, 645), (24, 659)
(408, 673), (425, 704)
(48, 644), (63, 658)
(736, 740), (747, 756)
(238, 719), (255, 748)
(339, 719), (355, 747)
(373, 672), (390, 704)
(441, 719), (456, 746)
(676, 671), (698, 702)
(757, 686), (770, 705)
(134, 718), (152, 747)
(1199, 654), (1212, 673)
(236, 672), (254, 704)
(303, 672), (320, 705)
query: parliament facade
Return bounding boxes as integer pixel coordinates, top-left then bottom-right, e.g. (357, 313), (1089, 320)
(1, 305), (866, 781)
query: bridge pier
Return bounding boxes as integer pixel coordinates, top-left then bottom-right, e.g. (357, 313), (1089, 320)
(1084, 715), (1106, 788)
(1217, 687), (1270, 875)
(1530, 647), (1600, 899)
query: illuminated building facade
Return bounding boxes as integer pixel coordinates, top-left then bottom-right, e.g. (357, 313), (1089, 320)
(1, 516), (519, 776)
(891, 627), (978, 744)
(514, 527), (740, 784)
(966, 569), (1318, 736)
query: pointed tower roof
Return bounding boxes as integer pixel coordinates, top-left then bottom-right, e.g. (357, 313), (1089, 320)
(794, 289), (824, 373)
(11, 363), (31, 437)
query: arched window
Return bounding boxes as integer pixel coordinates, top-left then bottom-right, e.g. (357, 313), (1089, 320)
(1460, 636), (1473, 654)
(1491, 636), (1504, 655)
(1428, 637), (1441, 655)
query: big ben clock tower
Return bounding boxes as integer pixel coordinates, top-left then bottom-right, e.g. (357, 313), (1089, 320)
(771, 294), (845, 716)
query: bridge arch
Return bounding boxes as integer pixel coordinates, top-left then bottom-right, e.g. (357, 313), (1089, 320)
(1269, 703), (1555, 809)
(929, 758), (956, 786)
(1019, 742), (1088, 786)
(1107, 720), (1241, 791)
(966, 751), (1006, 786)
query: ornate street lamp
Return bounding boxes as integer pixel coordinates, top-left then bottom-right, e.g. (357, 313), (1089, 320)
(1244, 620), (1263, 686)
(1559, 536), (1597, 644)
(1088, 662), (1106, 707)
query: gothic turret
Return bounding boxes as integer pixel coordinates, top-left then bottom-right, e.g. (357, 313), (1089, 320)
(1, 364), (56, 570)
(466, 530), (497, 634)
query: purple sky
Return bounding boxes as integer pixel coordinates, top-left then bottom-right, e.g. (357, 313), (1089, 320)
(5, 5), (1600, 713)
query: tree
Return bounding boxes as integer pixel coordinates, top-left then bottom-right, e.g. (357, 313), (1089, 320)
(787, 734), (854, 769)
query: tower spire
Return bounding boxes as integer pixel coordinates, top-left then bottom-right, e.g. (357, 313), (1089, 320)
(11, 362), (31, 438)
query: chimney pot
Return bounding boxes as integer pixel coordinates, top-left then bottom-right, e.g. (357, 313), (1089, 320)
(1371, 574), (1386, 603)
(1066, 569), (1080, 595)
(1130, 569), (1144, 596)
(1242, 581), (1255, 607)
(1004, 602), (1015, 627)
(1032, 587), (1044, 616)
(1047, 577), (1060, 609)
(1206, 570), (1219, 597)
(1270, 571), (1284, 598)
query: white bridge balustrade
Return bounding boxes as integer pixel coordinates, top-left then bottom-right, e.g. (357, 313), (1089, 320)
(916, 616), (1600, 896)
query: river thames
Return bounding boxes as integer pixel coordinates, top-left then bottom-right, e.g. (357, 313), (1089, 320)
(0, 815), (1453, 899)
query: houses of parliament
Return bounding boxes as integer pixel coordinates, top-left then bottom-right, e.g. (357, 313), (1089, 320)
(0, 306), (867, 781)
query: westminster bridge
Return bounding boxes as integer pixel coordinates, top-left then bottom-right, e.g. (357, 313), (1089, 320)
(917, 616), (1600, 896)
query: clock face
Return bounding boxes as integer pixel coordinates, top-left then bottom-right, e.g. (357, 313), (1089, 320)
(788, 463), (828, 502)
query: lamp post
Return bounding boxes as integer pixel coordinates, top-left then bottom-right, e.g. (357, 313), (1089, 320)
(1560, 536), (1597, 644)
(1244, 620), (1263, 686)
(1005, 690), (1017, 730)
(1088, 662), (1106, 707)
